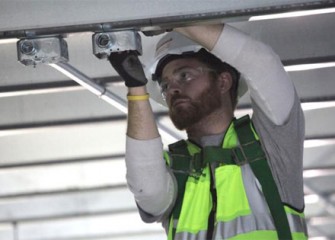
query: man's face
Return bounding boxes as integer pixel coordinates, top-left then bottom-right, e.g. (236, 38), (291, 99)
(161, 58), (222, 130)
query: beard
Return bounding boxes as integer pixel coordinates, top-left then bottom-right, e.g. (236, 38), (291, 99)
(169, 81), (222, 130)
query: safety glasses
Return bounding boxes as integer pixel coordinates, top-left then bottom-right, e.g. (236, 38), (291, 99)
(159, 66), (217, 100)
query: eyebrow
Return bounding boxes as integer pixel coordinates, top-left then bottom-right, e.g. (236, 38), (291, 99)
(162, 65), (194, 81)
(172, 66), (193, 74)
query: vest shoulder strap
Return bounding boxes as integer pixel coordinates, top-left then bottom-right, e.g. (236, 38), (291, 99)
(167, 139), (190, 233)
(168, 139), (187, 153)
(234, 115), (292, 240)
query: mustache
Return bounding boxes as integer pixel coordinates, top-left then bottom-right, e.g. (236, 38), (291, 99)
(170, 95), (190, 105)
(170, 94), (190, 102)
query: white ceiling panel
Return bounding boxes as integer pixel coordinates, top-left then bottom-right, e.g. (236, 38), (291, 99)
(0, 224), (14, 240)
(17, 212), (165, 240)
(0, 122), (127, 165)
(0, 187), (135, 221)
(0, 159), (126, 196)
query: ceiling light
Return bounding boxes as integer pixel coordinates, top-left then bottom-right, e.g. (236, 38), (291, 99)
(308, 237), (329, 240)
(302, 101), (335, 111)
(284, 62), (335, 72)
(0, 38), (18, 44)
(249, 7), (335, 21)
(303, 169), (335, 178)
(304, 194), (320, 204)
(304, 139), (335, 148)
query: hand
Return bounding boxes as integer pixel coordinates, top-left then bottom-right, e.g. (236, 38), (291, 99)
(108, 51), (147, 87)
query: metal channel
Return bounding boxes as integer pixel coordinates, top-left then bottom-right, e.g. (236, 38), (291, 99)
(1, 1), (334, 39)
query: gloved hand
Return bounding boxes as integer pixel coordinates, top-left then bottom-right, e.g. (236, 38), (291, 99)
(108, 51), (147, 87)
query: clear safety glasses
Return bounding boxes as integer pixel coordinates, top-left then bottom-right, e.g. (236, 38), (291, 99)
(159, 66), (217, 100)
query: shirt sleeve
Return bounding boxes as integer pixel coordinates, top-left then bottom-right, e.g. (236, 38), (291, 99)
(211, 25), (295, 125)
(212, 25), (305, 209)
(125, 136), (176, 219)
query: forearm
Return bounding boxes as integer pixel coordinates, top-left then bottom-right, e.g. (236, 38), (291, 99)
(126, 87), (175, 216)
(127, 86), (160, 140)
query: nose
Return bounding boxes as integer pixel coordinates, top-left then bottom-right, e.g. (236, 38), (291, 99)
(166, 80), (182, 97)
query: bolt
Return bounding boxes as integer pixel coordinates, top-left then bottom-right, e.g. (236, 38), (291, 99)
(20, 40), (37, 55)
(97, 34), (112, 48)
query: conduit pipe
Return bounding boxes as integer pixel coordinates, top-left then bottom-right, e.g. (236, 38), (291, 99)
(50, 62), (128, 114)
(49, 62), (180, 143)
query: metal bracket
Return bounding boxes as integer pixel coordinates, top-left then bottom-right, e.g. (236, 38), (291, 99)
(15, 34), (180, 143)
(92, 31), (142, 59)
(17, 37), (69, 66)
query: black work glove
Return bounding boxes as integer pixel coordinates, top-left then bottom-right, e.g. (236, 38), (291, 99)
(108, 51), (147, 87)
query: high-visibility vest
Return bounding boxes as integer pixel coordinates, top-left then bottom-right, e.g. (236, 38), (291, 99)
(164, 115), (308, 240)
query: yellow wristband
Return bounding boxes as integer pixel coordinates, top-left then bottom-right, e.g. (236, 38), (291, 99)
(127, 93), (149, 101)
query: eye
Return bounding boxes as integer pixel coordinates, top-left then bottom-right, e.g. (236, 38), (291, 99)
(159, 81), (168, 93)
(178, 69), (194, 82)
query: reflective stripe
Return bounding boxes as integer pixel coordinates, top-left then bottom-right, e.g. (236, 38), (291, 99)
(215, 214), (275, 239)
(214, 212), (307, 239)
(241, 165), (269, 216)
(241, 164), (308, 236)
(287, 213), (308, 234)
(174, 229), (207, 240)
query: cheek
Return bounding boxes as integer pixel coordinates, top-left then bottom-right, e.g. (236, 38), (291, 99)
(186, 80), (212, 99)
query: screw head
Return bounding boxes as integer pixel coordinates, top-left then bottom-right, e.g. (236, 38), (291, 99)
(96, 34), (112, 48)
(20, 40), (37, 55)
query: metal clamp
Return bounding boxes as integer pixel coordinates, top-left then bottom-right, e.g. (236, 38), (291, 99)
(17, 37), (69, 66)
(92, 31), (142, 59)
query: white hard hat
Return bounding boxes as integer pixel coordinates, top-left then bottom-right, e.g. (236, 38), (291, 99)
(145, 31), (248, 106)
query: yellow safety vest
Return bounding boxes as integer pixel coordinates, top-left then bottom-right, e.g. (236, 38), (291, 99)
(164, 115), (308, 240)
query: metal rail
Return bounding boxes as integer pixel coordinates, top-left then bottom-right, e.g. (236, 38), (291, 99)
(49, 62), (181, 142)
(1, 1), (334, 39)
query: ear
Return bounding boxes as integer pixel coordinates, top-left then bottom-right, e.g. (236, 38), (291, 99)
(217, 71), (233, 94)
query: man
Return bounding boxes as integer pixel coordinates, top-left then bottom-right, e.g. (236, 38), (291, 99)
(109, 24), (308, 239)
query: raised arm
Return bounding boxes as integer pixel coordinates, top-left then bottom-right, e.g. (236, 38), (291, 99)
(174, 24), (224, 51)
(108, 51), (175, 218)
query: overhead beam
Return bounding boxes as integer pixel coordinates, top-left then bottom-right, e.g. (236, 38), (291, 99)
(16, 212), (164, 240)
(0, 186), (134, 222)
(1, 13), (334, 92)
(0, 0), (334, 38)
(0, 153), (125, 169)
(1, 110), (335, 136)
(0, 158), (127, 197)
(0, 121), (129, 167)
(0, 77), (121, 98)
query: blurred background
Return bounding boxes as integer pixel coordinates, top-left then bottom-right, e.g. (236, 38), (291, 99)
(0, 1), (335, 239)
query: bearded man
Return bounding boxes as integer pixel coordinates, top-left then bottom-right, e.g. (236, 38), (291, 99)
(109, 24), (308, 240)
